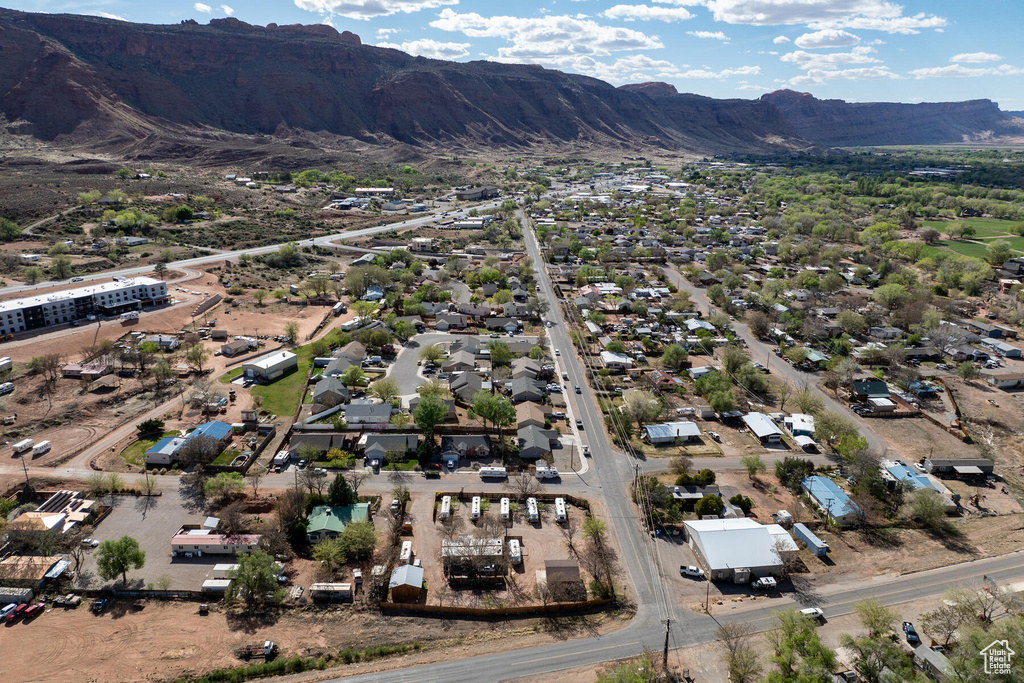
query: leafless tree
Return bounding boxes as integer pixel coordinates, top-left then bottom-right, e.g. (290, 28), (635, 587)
(717, 623), (762, 683)
(559, 512), (581, 558)
(439, 513), (465, 541)
(220, 501), (249, 536)
(344, 470), (371, 497)
(246, 466), (266, 497)
(298, 468), (329, 496)
(177, 434), (222, 467)
(503, 472), (544, 502)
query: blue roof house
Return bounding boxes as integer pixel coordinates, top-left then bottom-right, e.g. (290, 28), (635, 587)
(801, 476), (862, 525)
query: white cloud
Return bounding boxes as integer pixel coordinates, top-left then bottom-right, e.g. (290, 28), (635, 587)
(794, 29), (859, 49)
(688, 30), (729, 41)
(909, 63), (1024, 79)
(194, 3), (212, 13)
(678, 65), (760, 78)
(294, 0), (458, 21)
(736, 82), (768, 91)
(376, 27), (400, 38)
(221, 5), (234, 15)
(950, 52), (1002, 64)
(781, 46), (879, 71)
(430, 9), (664, 62)
(376, 38), (471, 59)
(603, 4), (695, 22)
(703, 0), (946, 34)
(773, 35), (790, 44)
(790, 65), (899, 86)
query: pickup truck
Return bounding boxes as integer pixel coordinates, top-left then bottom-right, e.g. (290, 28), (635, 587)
(752, 577), (777, 590)
(236, 641), (277, 661)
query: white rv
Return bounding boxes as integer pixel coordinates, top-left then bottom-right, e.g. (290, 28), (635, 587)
(507, 538), (522, 565)
(471, 496), (481, 521)
(32, 441), (51, 456)
(11, 438), (33, 455)
(439, 495), (452, 520)
(554, 497), (567, 523)
(399, 541), (413, 564)
(526, 497), (539, 523)
(478, 466), (507, 479)
(500, 497), (510, 521)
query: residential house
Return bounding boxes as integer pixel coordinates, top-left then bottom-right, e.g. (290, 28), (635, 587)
(435, 313), (468, 331)
(344, 402), (392, 425)
(517, 425), (559, 460)
(358, 434), (419, 463)
(784, 414), (815, 437)
(985, 371), (1024, 390)
(439, 435), (492, 464)
(850, 380), (890, 402)
(408, 395), (457, 420)
(682, 518), (797, 582)
(516, 402), (548, 429)
(511, 357), (541, 379)
(221, 339), (249, 357)
(510, 377), (545, 403)
(450, 372), (487, 404)
(243, 351), (297, 382)
(306, 504), (371, 543)
(801, 476), (862, 525)
(441, 350), (477, 373)
(742, 412), (783, 444)
(643, 421), (701, 444)
(312, 376), (350, 407)
(389, 564), (424, 602)
(600, 351), (633, 371)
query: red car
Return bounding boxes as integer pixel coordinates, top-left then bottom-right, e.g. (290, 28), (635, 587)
(22, 602), (45, 620)
(4, 603), (27, 622)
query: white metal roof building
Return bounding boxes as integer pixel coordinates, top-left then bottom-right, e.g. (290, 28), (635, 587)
(644, 421), (701, 444)
(243, 351), (298, 382)
(683, 518), (797, 582)
(0, 277), (167, 335)
(742, 412), (784, 443)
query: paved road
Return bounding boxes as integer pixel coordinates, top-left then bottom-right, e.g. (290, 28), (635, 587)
(661, 268), (887, 456)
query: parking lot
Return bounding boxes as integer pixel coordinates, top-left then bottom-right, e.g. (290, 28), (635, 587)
(79, 488), (215, 590)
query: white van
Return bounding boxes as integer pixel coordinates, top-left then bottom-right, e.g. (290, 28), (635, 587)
(554, 497), (567, 523)
(526, 497), (539, 523)
(471, 496), (481, 521)
(32, 441), (51, 456)
(399, 541), (413, 565)
(507, 539), (522, 565)
(439, 496), (452, 521)
(500, 497), (510, 521)
(11, 438), (33, 454)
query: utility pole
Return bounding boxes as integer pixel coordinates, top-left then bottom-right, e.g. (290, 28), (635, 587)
(662, 618), (672, 672)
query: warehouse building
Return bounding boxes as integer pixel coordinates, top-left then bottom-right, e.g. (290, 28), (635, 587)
(682, 518), (797, 582)
(243, 351), (298, 382)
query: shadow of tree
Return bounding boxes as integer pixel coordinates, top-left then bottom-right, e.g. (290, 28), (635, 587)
(226, 606), (283, 633)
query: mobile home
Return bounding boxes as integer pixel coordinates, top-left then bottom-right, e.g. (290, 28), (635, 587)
(479, 466), (507, 479)
(554, 497), (567, 523)
(439, 495), (452, 520)
(507, 538), (522, 565)
(32, 441), (51, 456)
(526, 497), (539, 523)
(11, 438), (33, 454)
(471, 496), (482, 521)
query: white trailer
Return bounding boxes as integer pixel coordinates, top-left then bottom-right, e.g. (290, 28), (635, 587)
(500, 497), (510, 521)
(272, 450), (291, 468)
(438, 495), (452, 520)
(554, 497), (567, 523)
(11, 438), (33, 454)
(0, 357), (12, 373)
(479, 466), (507, 479)
(332, 302), (345, 317)
(0, 382), (15, 396)
(212, 563), (241, 579)
(32, 441), (51, 456)
(471, 496), (481, 520)
(399, 541), (413, 564)
(526, 497), (539, 523)
(507, 538), (522, 565)
(535, 466), (560, 479)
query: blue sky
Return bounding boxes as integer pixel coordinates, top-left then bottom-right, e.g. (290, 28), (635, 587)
(10, 1), (1024, 108)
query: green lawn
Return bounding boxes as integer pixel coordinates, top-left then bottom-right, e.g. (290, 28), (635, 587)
(219, 367), (243, 384)
(382, 459), (419, 471)
(919, 218), (1019, 238)
(121, 431), (179, 466)
(929, 240), (991, 259)
(212, 449), (241, 466)
(250, 345), (315, 417)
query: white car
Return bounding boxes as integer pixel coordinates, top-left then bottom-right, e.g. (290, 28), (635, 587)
(555, 350), (560, 356)
(799, 607), (824, 620)
(81, 538), (99, 548)
(680, 565), (704, 578)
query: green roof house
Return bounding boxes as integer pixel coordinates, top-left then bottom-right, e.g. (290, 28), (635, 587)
(306, 504), (370, 543)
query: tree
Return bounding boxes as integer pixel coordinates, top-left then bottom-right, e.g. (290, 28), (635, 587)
(694, 494), (724, 518)
(661, 343), (689, 371)
(96, 535), (146, 586)
(836, 310), (866, 336)
(775, 457), (814, 491)
(488, 341), (513, 367)
(312, 537), (346, 572)
(298, 467), (329, 496)
(921, 228), (940, 244)
(339, 365), (365, 388)
(910, 489), (946, 529)
(30, 353), (63, 383)
(153, 261), (168, 280)
(368, 377), (399, 403)
(873, 283), (909, 311)
(747, 311), (771, 338)
(504, 471), (544, 503)
(669, 455), (693, 477)
(344, 470), (370, 497)
(718, 623), (762, 683)
(854, 597), (898, 637)
(418, 379), (451, 399)
(23, 266), (42, 284)
(177, 434), (222, 467)
(814, 410), (859, 450)
(136, 340), (159, 374)
(337, 520), (376, 561)
(414, 393), (447, 441)
(228, 550), (280, 610)
(137, 418), (165, 435)
(252, 289), (267, 307)
(622, 390), (660, 429)
(740, 454), (766, 479)
(186, 345), (208, 373)
(418, 344), (444, 364)
(921, 603), (971, 647)
(986, 239), (1014, 265)
(284, 320), (300, 344)
(956, 361), (979, 382)
(51, 254), (73, 280)
(245, 466), (266, 498)
(327, 473), (357, 506)
(204, 472), (245, 503)
(722, 345), (749, 375)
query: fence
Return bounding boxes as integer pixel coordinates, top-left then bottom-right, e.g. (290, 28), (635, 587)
(207, 425), (278, 474)
(192, 293), (222, 319)
(379, 597), (614, 618)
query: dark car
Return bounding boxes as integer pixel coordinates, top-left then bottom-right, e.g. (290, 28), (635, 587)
(91, 599), (107, 615)
(424, 463), (442, 478)
(903, 621), (920, 645)
(575, 419), (584, 430)
(575, 385), (581, 394)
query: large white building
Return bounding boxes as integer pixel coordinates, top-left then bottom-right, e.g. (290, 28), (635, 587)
(0, 277), (167, 335)
(683, 518), (798, 582)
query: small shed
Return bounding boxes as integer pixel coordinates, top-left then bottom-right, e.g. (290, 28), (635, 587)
(388, 564), (424, 602)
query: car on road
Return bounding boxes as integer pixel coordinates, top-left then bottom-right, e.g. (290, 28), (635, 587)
(936, 363), (952, 370)
(575, 385), (581, 394)
(582, 445), (590, 456)
(545, 321), (553, 328)
(489, 333), (500, 338)
(903, 621), (920, 645)
(679, 565), (704, 578)
(575, 419), (584, 430)
(555, 349), (560, 356)
(562, 372), (569, 380)
(799, 607), (824, 621)
(71, 277), (84, 282)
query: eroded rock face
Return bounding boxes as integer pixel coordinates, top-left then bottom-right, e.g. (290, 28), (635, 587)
(0, 7), (807, 154)
(761, 89), (1024, 146)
